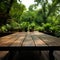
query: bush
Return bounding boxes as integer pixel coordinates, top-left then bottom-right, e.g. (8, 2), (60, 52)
(38, 27), (44, 32)
(55, 31), (60, 37)
(9, 21), (20, 31)
(6, 24), (11, 31)
(0, 25), (7, 33)
(29, 22), (36, 31)
(35, 26), (44, 32)
(42, 23), (52, 32)
(54, 26), (60, 37)
(50, 26), (56, 33)
(20, 22), (29, 31)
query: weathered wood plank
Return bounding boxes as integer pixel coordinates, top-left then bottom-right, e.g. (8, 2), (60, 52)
(32, 35), (47, 46)
(31, 32), (47, 46)
(0, 32), (20, 60)
(35, 31), (60, 46)
(0, 33), (20, 46)
(22, 32), (35, 46)
(11, 32), (26, 46)
(0, 32), (26, 60)
(0, 32), (19, 43)
(0, 31), (60, 60)
(33, 31), (60, 60)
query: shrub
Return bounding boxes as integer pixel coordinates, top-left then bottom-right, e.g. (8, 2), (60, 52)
(55, 31), (60, 37)
(35, 26), (44, 32)
(54, 26), (60, 37)
(29, 22), (36, 31)
(0, 25), (7, 33)
(9, 21), (20, 31)
(20, 22), (29, 31)
(6, 24), (11, 31)
(38, 27), (44, 32)
(50, 26), (56, 33)
(42, 23), (52, 32)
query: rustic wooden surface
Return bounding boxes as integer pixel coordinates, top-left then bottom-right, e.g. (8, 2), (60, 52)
(0, 31), (60, 60)
(0, 31), (60, 47)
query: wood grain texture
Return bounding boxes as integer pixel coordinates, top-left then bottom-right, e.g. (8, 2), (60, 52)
(22, 32), (35, 46)
(11, 32), (26, 46)
(0, 31), (60, 60)
(35, 31), (60, 46)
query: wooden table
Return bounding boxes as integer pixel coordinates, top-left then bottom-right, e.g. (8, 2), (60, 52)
(0, 31), (60, 60)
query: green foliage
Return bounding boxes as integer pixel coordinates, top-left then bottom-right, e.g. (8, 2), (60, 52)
(52, 26), (60, 37)
(35, 26), (44, 32)
(19, 22), (29, 31)
(50, 26), (57, 33)
(29, 22), (36, 31)
(20, 11), (36, 23)
(10, 20), (20, 30)
(0, 0), (60, 37)
(42, 23), (52, 32)
(29, 4), (37, 11)
(55, 31), (60, 37)
(0, 25), (7, 33)
(0, 0), (11, 13)
(6, 24), (11, 31)
(9, 1), (26, 21)
(38, 27), (44, 32)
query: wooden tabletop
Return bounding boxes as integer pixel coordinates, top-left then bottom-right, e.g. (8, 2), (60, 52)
(0, 31), (60, 50)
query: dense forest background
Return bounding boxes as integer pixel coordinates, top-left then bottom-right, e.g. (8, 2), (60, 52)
(0, 0), (60, 37)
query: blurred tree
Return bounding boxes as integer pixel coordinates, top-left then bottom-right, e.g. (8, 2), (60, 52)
(34, 0), (60, 23)
(0, 0), (14, 25)
(9, 0), (26, 23)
